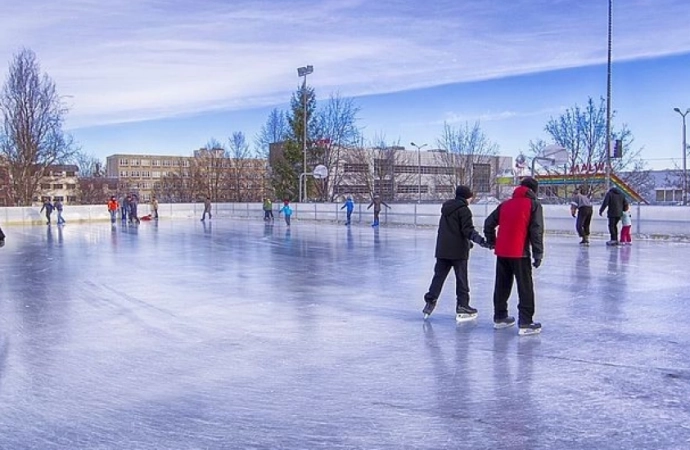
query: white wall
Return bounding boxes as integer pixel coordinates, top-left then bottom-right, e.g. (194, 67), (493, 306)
(2, 202), (689, 238)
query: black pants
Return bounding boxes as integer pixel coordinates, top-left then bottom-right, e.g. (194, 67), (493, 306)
(576, 206), (592, 238)
(607, 216), (621, 241)
(493, 257), (535, 325)
(425, 258), (470, 308)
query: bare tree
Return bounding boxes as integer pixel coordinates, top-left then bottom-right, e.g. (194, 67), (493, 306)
(255, 108), (288, 159)
(532, 97), (651, 200)
(0, 49), (77, 205)
(71, 150), (103, 177)
(313, 93), (361, 201)
(434, 121), (499, 196)
(227, 131), (256, 201)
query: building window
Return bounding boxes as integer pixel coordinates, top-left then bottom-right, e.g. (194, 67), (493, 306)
(141, 159), (150, 166)
(152, 160), (160, 166)
(119, 159), (129, 166)
(142, 171), (150, 178)
(53, 184), (64, 189)
(163, 160), (171, 167)
(131, 171), (140, 177)
(67, 196), (77, 203)
(40, 183), (51, 189)
(397, 185), (428, 194)
(66, 184), (76, 190)
(120, 170), (128, 177)
(132, 160), (140, 166)
(53, 196), (64, 202)
(472, 163), (491, 193)
(344, 163), (368, 173)
(152, 171), (161, 178)
(66, 171), (76, 177)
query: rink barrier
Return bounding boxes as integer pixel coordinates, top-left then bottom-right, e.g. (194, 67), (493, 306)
(1, 202), (689, 238)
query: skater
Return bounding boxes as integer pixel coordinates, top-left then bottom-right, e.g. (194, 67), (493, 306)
(107, 196), (119, 224)
(484, 176), (544, 336)
(341, 196), (354, 225)
(620, 203), (632, 245)
(570, 186), (592, 245)
(151, 196), (159, 220)
(201, 196), (212, 221)
(278, 199), (293, 227)
(121, 195), (130, 223)
(422, 185), (488, 322)
(599, 187), (628, 246)
(366, 194), (390, 227)
(129, 194), (141, 224)
(54, 199), (66, 225)
(0, 225), (5, 247)
(40, 199), (54, 225)
(263, 198), (274, 221)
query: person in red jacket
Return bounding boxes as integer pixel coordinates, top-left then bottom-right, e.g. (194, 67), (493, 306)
(484, 177), (544, 336)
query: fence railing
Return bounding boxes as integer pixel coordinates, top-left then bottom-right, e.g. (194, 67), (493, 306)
(2, 202), (689, 238)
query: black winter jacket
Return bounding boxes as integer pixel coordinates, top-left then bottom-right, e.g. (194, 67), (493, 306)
(434, 198), (482, 260)
(599, 188), (628, 218)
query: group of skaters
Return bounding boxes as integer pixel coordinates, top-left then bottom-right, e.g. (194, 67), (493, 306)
(39, 199), (66, 225)
(106, 194), (159, 225)
(262, 195), (391, 228)
(570, 186), (632, 246)
(262, 198), (293, 226)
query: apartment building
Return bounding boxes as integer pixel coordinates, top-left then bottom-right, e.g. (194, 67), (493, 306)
(36, 164), (79, 205)
(106, 152), (269, 202)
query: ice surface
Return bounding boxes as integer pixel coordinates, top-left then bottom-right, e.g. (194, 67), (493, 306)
(0, 219), (689, 449)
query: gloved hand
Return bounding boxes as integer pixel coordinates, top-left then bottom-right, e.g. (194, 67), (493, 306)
(599, 211), (603, 217)
(533, 258), (542, 268)
(571, 214), (576, 218)
(478, 238), (490, 249)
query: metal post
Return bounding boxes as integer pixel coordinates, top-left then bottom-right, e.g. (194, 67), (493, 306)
(675, 108), (689, 205)
(410, 142), (427, 202)
(605, 0), (613, 190)
(302, 75), (307, 202)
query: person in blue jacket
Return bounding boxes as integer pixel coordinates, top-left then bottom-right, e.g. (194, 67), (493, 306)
(279, 199), (293, 227)
(341, 196), (355, 225)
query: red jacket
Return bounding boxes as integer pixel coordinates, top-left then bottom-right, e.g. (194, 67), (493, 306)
(484, 186), (544, 259)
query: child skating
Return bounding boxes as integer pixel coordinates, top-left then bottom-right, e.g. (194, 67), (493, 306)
(279, 199), (293, 227)
(366, 194), (390, 227)
(341, 196), (354, 225)
(423, 186), (488, 322)
(620, 203), (632, 245)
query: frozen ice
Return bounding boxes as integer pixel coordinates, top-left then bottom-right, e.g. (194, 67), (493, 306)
(0, 219), (689, 449)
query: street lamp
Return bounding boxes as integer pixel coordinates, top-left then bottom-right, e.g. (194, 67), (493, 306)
(673, 107), (689, 205)
(605, 0), (613, 189)
(410, 142), (427, 203)
(297, 65), (313, 202)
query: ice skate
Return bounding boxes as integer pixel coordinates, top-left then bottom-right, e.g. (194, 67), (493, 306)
(579, 238), (589, 246)
(422, 299), (437, 320)
(605, 240), (619, 246)
(493, 316), (516, 329)
(455, 305), (478, 323)
(518, 322), (542, 336)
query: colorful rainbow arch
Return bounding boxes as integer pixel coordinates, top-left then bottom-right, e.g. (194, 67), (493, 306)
(532, 173), (647, 204)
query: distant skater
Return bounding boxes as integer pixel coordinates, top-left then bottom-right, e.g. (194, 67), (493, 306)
(54, 199), (66, 225)
(121, 195), (129, 223)
(341, 196), (354, 225)
(263, 198), (274, 221)
(279, 199), (293, 227)
(151, 196), (159, 220)
(129, 195), (140, 224)
(40, 199), (54, 225)
(367, 194), (390, 227)
(201, 196), (212, 221)
(570, 187), (592, 245)
(599, 187), (628, 246)
(422, 185), (488, 322)
(484, 176), (544, 336)
(620, 203), (632, 245)
(107, 196), (119, 224)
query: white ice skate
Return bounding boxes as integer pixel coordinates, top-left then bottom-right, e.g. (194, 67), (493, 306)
(518, 322), (542, 336)
(455, 306), (478, 323)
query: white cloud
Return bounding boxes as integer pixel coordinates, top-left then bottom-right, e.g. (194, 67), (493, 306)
(1, 0), (689, 129)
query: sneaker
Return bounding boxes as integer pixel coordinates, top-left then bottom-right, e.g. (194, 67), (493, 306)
(456, 305), (478, 323)
(518, 322), (542, 336)
(422, 299), (437, 319)
(605, 240), (619, 246)
(493, 316), (516, 329)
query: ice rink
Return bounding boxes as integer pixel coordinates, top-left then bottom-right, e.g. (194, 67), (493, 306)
(0, 218), (689, 449)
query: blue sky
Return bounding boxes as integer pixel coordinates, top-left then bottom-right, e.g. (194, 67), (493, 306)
(2, 0), (690, 169)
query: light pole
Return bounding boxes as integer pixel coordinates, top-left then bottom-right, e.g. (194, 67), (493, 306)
(410, 142), (428, 203)
(673, 107), (689, 205)
(297, 65), (313, 202)
(605, 0), (613, 190)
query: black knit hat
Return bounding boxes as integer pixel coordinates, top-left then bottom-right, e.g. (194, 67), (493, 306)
(455, 185), (473, 199)
(520, 176), (539, 193)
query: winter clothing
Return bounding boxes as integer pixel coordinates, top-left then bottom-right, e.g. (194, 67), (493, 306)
(201, 198), (212, 221)
(455, 185), (474, 200)
(570, 190), (593, 242)
(599, 188), (629, 242)
(484, 184), (545, 327)
(151, 198), (159, 219)
(263, 199), (274, 221)
(341, 197), (355, 224)
(620, 209), (632, 244)
(107, 198), (119, 224)
(367, 196), (390, 226)
(424, 188), (486, 310)
(40, 201), (54, 224)
(520, 176), (539, 194)
(279, 202), (293, 226)
(54, 200), (66, 224)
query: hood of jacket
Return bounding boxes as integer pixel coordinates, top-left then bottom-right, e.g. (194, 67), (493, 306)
(512, 185), (535, 199)
(441, 198), (468, 216)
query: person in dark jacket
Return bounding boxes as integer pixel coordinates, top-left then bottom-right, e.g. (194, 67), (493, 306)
(423, 185), (487, 321)
(0, 225), (5, 247)
(40, 199), (54, 225)
(599, 187), (628, 246)
(366, 194), (390, 227)
(484, 176), (544, 336)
